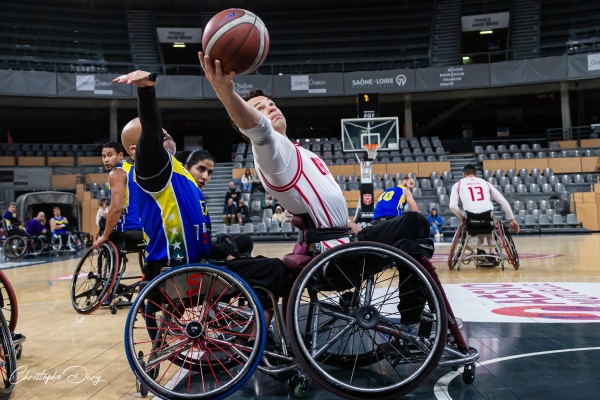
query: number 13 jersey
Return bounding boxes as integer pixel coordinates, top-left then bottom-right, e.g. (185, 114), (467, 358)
(454, 176), (494, 214)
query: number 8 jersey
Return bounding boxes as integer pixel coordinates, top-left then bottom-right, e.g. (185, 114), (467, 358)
(452, 176), (494, 214)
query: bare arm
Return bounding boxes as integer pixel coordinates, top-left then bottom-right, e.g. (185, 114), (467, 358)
(488, 183), (519, 233)
(93, 169), (126, 248)
(404, 189), (419, 213)
(50, 219), (57, 231)
(449, 184), (464, 219)
(199, 53), (261, 130)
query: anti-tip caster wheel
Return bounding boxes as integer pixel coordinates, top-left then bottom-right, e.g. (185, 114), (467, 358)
(293, 374), (309, 398)
(110, 305), (117, 315)
(463, 363), (476, 384)
(15, 344), (22, 360)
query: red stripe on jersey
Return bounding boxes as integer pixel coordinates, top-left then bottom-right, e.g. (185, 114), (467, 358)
(293, 184), (322, 228)
(322, 241), (332, 249)
(302, 171), (334, 227)
(259, 145), (303, 193)
(336, 239), (345, 245)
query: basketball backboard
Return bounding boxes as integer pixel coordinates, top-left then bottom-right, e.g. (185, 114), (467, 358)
(341, 117), (400, 152)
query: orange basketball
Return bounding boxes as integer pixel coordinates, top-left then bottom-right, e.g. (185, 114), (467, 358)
(202, 9), (270, 75)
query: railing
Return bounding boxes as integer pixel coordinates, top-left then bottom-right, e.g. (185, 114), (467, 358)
(546, 126), (597, 145)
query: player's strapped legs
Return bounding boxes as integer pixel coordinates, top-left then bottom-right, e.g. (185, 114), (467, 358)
(357, 212), (469, 351)
(218, 256), (291, 309)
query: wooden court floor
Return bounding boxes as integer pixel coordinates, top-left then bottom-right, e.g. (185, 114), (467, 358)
(3, 233), (600, 399)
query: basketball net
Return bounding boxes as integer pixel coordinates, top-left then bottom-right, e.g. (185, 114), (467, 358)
(363, 143), (380, 161)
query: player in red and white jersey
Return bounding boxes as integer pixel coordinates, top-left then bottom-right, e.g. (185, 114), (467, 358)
(200, 54), (358, 250)
(450, 164), (520, 247)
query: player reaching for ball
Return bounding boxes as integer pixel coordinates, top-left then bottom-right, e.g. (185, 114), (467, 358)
(199, 53), (359, 249)
(200, 52), (471, 353)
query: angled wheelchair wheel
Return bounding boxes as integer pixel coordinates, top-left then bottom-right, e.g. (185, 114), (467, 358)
(448, 222), (466, 270)
(0, 272), (18, 333)
(51, 235), (62, 252)
(29, 237), (44, 256)
(70, 242), (118, 314)
(2, 236), (27, 260)
(0, 309), (17, 398)
(125, 263), (266, 400)
(287, 242), (447, 400)
(497, 222), (519, 270)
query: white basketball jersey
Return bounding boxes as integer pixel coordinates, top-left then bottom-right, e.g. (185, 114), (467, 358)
(256, 144), (350, 249)
(455, 177), (494, 214)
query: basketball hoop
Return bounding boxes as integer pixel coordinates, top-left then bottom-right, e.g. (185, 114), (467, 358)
(363, 143), (380, 161)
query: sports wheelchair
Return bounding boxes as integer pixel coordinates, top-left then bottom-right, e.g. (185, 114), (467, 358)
(71, 231), (145, 315)
(125, 240), (479, 400)
(448, 211), (519, 271)
(2, 232), (45, 260)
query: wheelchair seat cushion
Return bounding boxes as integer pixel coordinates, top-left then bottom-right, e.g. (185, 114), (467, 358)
(282, 242), (313, 278)
(465, 210), (494, 235)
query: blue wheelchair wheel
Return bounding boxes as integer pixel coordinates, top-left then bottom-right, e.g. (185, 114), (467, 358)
(125, 263), (266, 400)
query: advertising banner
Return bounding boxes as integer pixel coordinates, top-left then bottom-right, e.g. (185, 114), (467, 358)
(567, 53), (600, 79)
(416, 64), (490, 90)
(273, 73), (345, 97)
(461, 12), (510, 32)
(57, 74), (132, 97)
(203, 75), (273, 98)
(343, 69), (415, 94)
(0, 70), (56, 97)
(156, 28), (203, 43)
(491, 56), (567, 85)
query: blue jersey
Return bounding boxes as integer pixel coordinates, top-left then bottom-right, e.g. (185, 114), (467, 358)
(135, 156), (211, 264)
(113, 160), (142, 232)
(373, 186), (407, 220)
(52, 216), (68, 234)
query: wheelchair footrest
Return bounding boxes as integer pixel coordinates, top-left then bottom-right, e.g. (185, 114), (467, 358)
(12, 332), (26, 346)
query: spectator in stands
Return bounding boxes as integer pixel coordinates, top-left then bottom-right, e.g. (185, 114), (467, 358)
(223, 198), (237, 226)
(252, 170), (264, 193)
(26, 212), (50, 249)
(96, 199), (109, 237)
(4, 202), (28, 237)
(241, 169), (253, 193)
(272, 206), (285, 226)
(428, 208), (443, 238)
(225, 181), (241, 204)
(237, 199), (250, 226)
(261, 193), (277, 212)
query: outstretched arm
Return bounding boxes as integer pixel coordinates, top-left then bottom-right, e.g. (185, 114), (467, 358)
(113, 71), (171, 192)
(449, 184), (464, 220)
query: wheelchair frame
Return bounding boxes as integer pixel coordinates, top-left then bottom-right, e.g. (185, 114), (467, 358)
(1, 234), (45, 260)
(448, 220), (519, 271)
(70, 237), (145, 315)
(125, 241), (479, 400)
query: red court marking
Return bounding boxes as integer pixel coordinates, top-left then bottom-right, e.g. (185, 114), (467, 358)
(52, 273), (86, 281)
(493, 305), (600, 321)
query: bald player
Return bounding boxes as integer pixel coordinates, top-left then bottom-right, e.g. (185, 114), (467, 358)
(114, 71), (290, 337)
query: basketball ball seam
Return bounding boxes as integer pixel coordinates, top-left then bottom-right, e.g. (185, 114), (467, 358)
(239, 15), (267, 75)
(204, 13), (256, 56)
(226, 13), (257, 75)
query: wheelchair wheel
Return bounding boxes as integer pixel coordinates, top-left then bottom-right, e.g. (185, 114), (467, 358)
(497, 222), (519, 270)
(29, 237), (44, 256)
(51, 235), (62, 252)
(0, 309), (17, 398)
(0, 272), (18, 333)
(70, 242), (118, 314)
(287, 242), (447, 400)
(448, 222), (466, 270)
(125, 263), (266, 400)
(2, 236), (27, 260)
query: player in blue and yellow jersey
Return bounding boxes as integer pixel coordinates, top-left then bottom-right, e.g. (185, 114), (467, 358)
(372, 177), (419, 222)
(93, 141), (145, 252)
(114, 70), (212, 281)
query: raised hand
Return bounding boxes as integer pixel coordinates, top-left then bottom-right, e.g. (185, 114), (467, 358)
(198, 52), (235, 94)
(113, 70), (156, 88)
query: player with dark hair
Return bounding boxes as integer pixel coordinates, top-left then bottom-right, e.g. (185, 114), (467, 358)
(4, 202), (28, 237)
(183, 150), (215, 190)
(93, 140), (144, 250)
